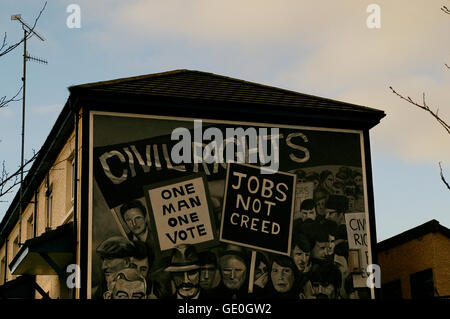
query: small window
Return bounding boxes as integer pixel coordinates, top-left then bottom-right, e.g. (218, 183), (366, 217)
(71, 158), (75, 202)
(12, 236), (19, 257)
(46, 186), (53, 231)
(0, 257), (5, 285)
(27, 214), (34, 239)
(410, 268), (434, 299)
(382, 279), (402, 299)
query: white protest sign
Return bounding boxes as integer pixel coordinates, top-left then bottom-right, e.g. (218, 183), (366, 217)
(145, 176), (215, 251)
(345, 212), (370, 288)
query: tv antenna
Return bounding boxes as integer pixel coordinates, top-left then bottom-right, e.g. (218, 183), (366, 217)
(11, 13), (47, 246)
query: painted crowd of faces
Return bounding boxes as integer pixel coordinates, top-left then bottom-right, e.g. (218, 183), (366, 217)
(95, 165), (368, 299)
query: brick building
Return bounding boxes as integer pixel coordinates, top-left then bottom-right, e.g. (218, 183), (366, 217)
(378, 219), (450, 299)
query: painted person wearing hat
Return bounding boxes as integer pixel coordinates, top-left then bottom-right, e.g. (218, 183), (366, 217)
(198, 251), (221, 292)
(94, 236), (142, 299)
(104, 268), (147, 299)
(325, 195), (349, 226)
(164, 244), (203, 299)
(313, 189), (328, 221)
(211, 244), (250, 299)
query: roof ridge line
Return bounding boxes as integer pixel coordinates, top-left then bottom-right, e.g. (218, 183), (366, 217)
(69, 69), (383, 113)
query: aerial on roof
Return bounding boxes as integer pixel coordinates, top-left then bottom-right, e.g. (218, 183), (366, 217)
(69, 69), (385, 115)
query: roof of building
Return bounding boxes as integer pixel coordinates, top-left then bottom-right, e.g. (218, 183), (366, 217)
(377, 219), (450, 252)
(69, 69), (385, 116)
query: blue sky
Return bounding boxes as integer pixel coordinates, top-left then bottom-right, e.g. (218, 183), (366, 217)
(0, 0), (449, 241)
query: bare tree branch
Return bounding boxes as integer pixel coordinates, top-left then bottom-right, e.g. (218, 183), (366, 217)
(389, 86), (450, 190)
(0, 2), (47, 58)
(0, 32), (7, 53)
(0, 151), (39, 199)
(0, 86), (23, 109)
(442, 5), (450, 15)
(389, 87), (450, 134)
(439, 162), (450, 190)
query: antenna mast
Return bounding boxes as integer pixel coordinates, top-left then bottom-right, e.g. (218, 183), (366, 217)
(11, 13), (47, 245)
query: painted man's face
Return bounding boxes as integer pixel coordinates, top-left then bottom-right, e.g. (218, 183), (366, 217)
(102, 257), (129, 290)
(131, 257), (149, 279)
(124, 208), (146, 236)
(291, 245), (310, 273)
(172, 270), (200, 299)
(300, 208), (316, 221)
(111, 278), (146, 299)
(200, 265), (217, 290)
(303, 280), (336, 299)
(311, 242), (329, 260)
(220, 256), (247, 290)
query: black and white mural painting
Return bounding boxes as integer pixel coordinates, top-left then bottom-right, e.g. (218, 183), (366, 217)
(88, 112), (373, 299)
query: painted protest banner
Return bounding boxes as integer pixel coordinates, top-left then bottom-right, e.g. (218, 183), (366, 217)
(92, 122), (363, 209)
(144, 174), (217, 252)
(345, 212), (369, 288)
(220, 163), (296, 255)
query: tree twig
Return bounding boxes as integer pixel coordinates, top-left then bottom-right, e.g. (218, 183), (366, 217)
(389, 87), (450, 135)
(439, 162), (450, 190)
(0, 85), (23, 109)
(0, 151), (39, 198)
(442, 5), (450, 15)
(390, 86), (449, 190)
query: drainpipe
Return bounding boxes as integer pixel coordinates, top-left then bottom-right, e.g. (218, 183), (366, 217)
(71, 97), (79, 300)
(3, 239), (7, 283)
(33, 191), (37, 238)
